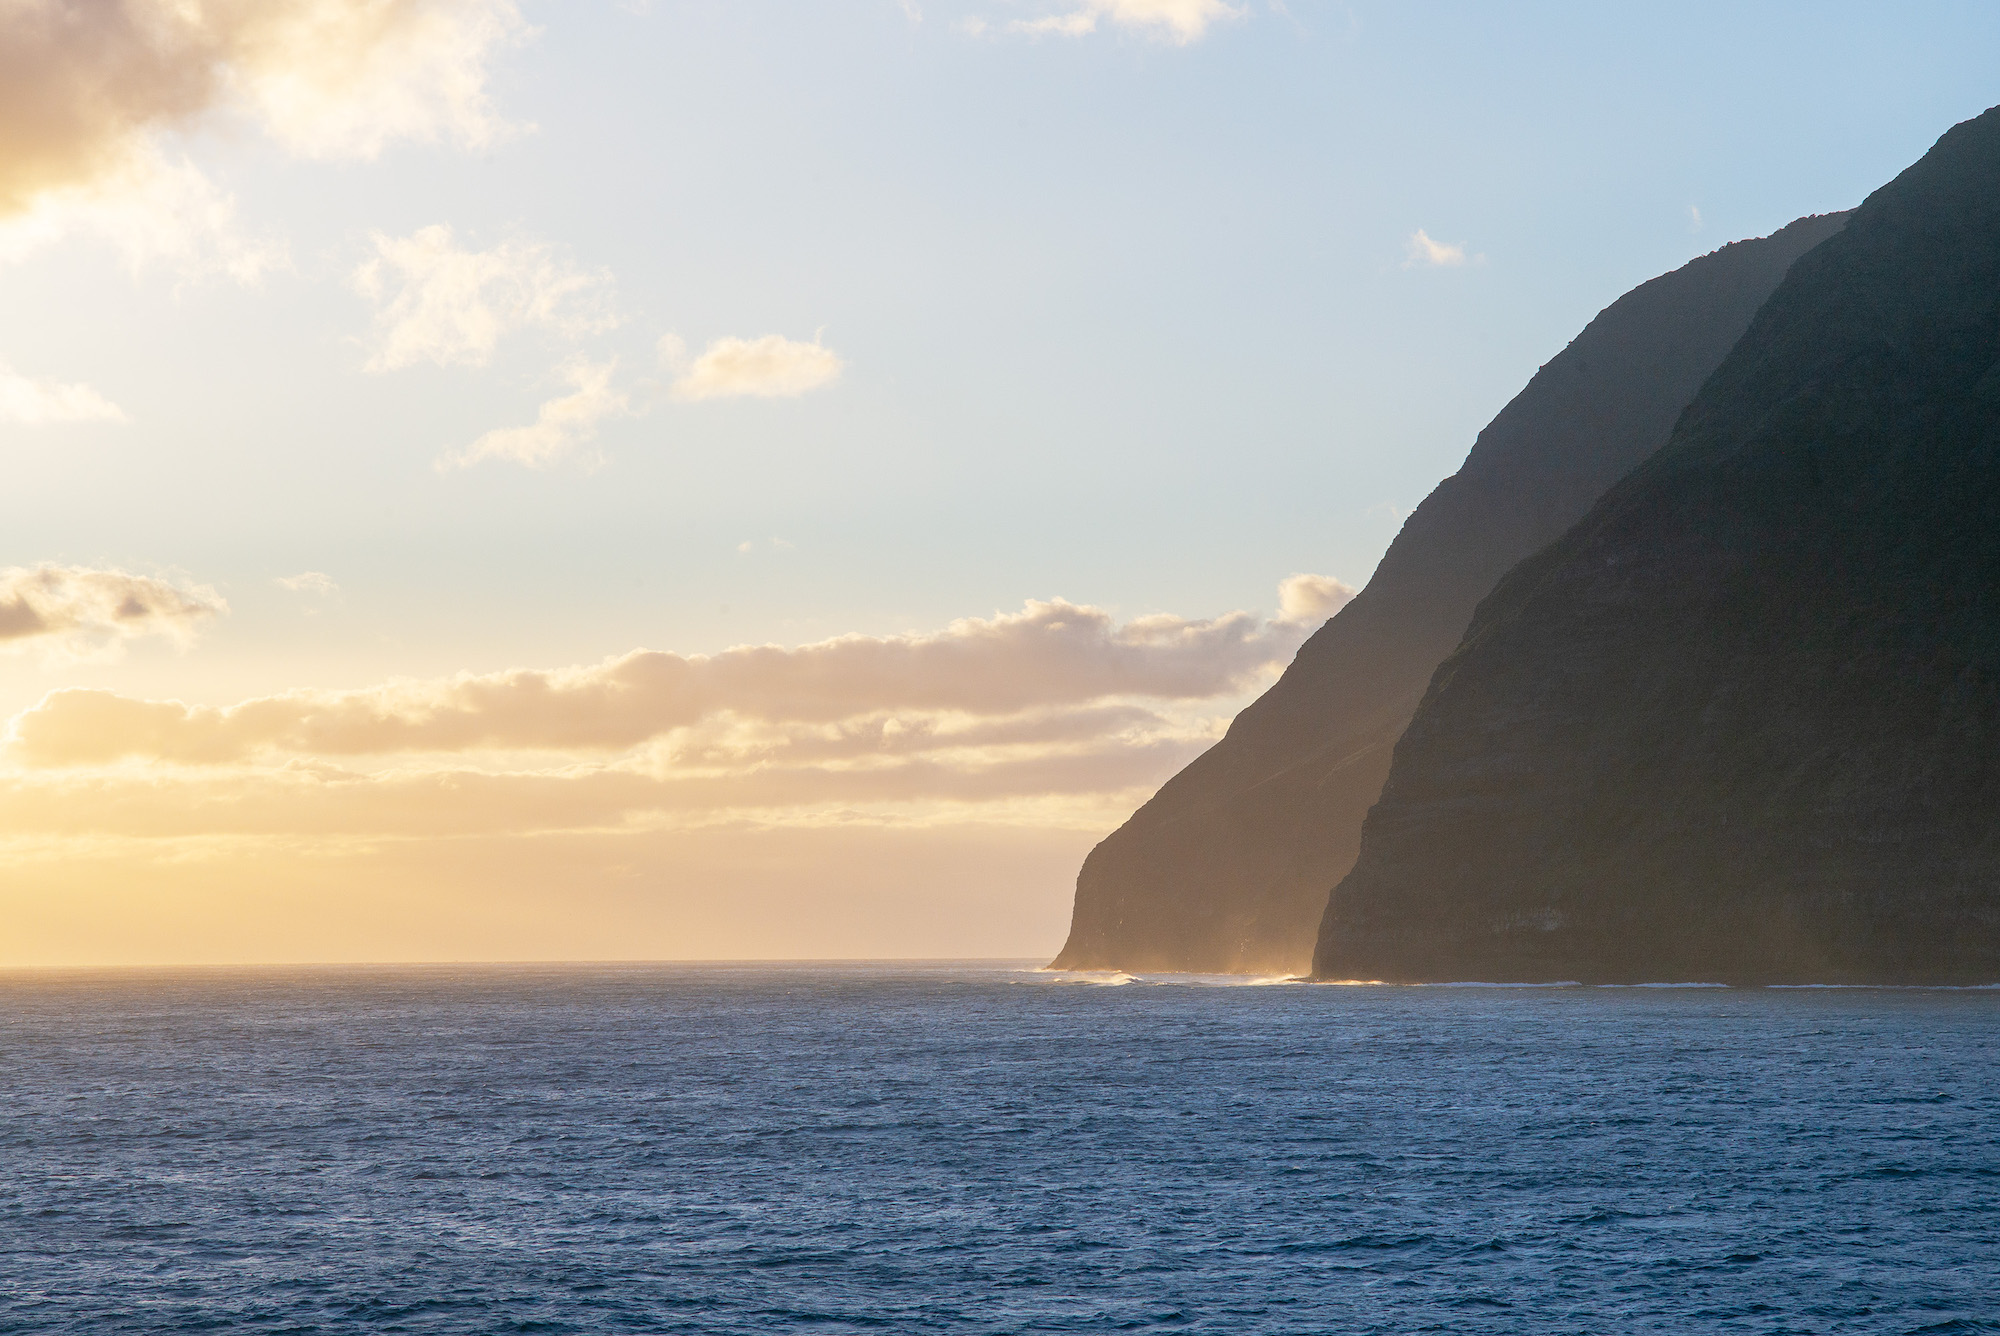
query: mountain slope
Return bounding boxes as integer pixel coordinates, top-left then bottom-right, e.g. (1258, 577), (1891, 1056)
(1051, 213), (1848, 974)
(1315, 108), (2000, 986)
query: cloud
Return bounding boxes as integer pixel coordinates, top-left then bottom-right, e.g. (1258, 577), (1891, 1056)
(0, 0), (206, 217)
(1013, 11), (1098, 35)
(0, 735), (1206, 844)
(0, 565), (225, 661)
(0, 143), (288, 280)
(1010, 0), (1242, 43)
(664, 334), (844, 402)
(7, 578), (1348, 767)
(443, 358), (629, 470)
(1276, 573), (1356, 625)
(221, 0), (530, 160)
(274, 571), (338, 595)
(1403, 229), (1468, 268)
(0, 1), (527, 266)
(353, 225), (616, 371)
(0, 364), (127, 425)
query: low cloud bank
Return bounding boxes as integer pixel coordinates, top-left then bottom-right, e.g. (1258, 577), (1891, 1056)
(0, 733), (1206, 839)
(8, 582), (1350, 767)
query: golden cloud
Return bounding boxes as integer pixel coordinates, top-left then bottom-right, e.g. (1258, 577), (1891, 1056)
(1009, 0), (1242, 43)
(6, 594), (1332, 766)
(0, 361), (127, 424)
(1404, 229), (1470, 268)
(441, 357), (628, 470)
(353, 225), (617, 371)
(665, 334), (844, 402)
(0, 564), (225, 660)
(0, 1), (525, 266)
(1277, 572), (1357, 625)
(0, 732), (1207, 840)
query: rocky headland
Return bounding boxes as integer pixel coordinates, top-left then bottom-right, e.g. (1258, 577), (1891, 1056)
(1315, 108), (2000, 986)
(1052, 213), (1848, 974)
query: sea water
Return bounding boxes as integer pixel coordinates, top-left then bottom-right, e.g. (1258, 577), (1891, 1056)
(2, 963), (1996, 1334)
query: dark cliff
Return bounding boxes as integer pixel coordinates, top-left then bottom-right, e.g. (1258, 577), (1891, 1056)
(1052, 213), (1849, 974)
(1315, 108), (2000, 986)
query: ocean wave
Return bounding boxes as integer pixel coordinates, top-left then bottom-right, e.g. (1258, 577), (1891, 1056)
(1031, 969), (1138, 986)
(1024, 969), (1306, 987)
(1420, 980), (1584, 988)
(1767, 982), (2000, 990)
(1596, 982), (1731, 988)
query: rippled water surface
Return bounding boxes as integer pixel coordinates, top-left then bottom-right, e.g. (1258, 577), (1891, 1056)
(3, 964), (1997, 1333)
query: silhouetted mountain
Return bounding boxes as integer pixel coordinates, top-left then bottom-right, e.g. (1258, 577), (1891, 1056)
(1316, 109), (2000, 986)
(1051, 213), (1849, 974)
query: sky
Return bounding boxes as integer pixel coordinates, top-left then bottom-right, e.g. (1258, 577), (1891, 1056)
(3, 0), (1997, 966)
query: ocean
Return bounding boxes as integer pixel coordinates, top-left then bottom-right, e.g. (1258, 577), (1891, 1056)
(1, 963), (1995, 1334)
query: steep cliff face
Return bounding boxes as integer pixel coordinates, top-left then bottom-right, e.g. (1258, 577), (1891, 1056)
(1051, 213), (1849, 975)
(1315, 109), (2000, 986)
